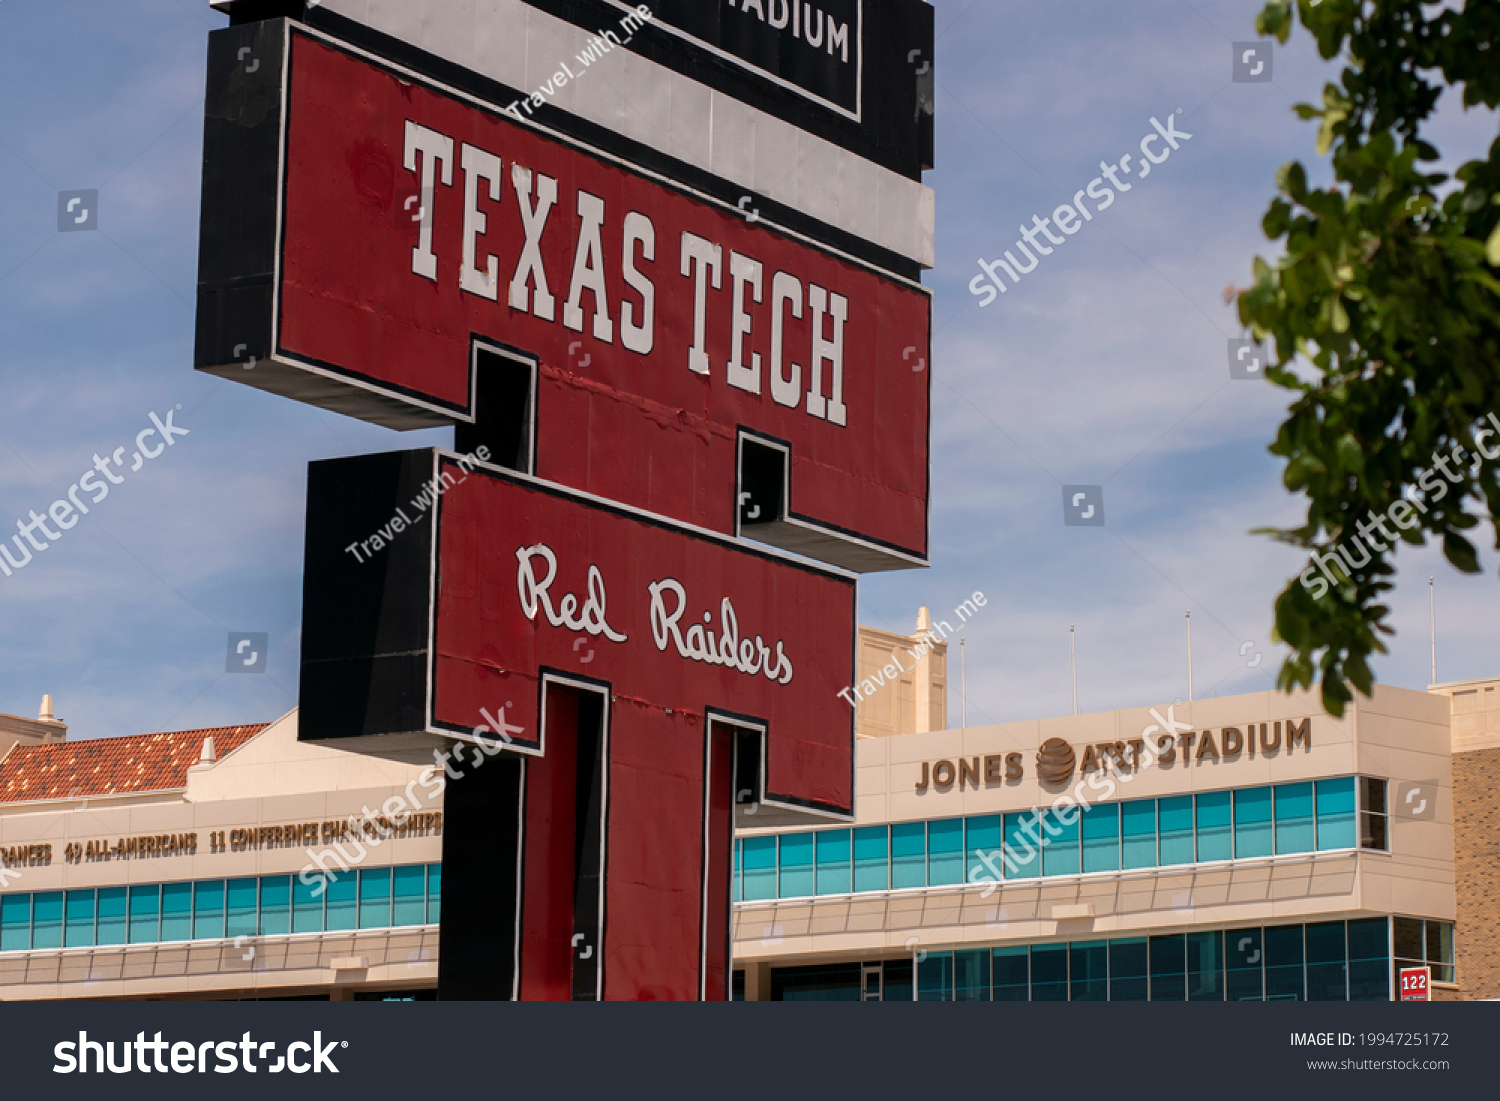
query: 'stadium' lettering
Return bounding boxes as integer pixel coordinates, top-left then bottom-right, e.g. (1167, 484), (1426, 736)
(916, 716), (1315, 794)
(726, 0), (853, 63)
(400, 120), (850, 428)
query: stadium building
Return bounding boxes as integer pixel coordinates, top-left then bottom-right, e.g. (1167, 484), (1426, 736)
(0, 611), (1495, 1001)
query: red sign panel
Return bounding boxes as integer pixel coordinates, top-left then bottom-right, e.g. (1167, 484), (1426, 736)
(1399, 966), (1431, 1001)
(299, 446), (856, 997)
(427, 453), (855, 816)
(201, 25), (930, 568)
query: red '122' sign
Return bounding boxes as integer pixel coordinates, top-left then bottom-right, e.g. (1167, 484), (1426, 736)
(1399, 966), (1430, 1001)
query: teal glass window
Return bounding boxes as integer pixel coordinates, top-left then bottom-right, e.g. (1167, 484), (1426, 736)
(1041, 808), (1080, 876)
(96, 886), (128, 947)
(1226, 928), (1263, 1001)
(917, 951), (953, 1001)
(778, 832), (814, 898)
(64, 890), (96, 948)
(1121, 799), (1156, 869)
(1081, 803), (1119, 873)
(160, 882), (192, 941)
(359, 868), (393, 928)
(1148, 934), (1185, 1001)
(293, 874), (326, 933)
(392, 865), (426, 926)
(192, 880), (225, 940)
(0, 864), (438, 951)
(1110, 938), (1148, 1001)
(1359, 777), (1389, 851)
(1395, 917), (1455, 984)
(32, 892), (62, 949)
(1393, 916), (1423, 967)
(426, 864), (441, 924)
(992, 945), (1029, 1001)
(259, 876), (291, 936)
(1265, 924), (1305, 1000)
(1275, 782), (1315, 854)
(226, 878), (258, 938)
(1187, 930), (1224, 1001)
(1315, 777), (1356, 850)
(815, 830), (851, 896)
(1427, 920), (1455, 984)
(1195, 791), (1233, 862)
(1347, 917), (1389, 1001)
(965, 816), (1002, 886)
(1306, 921), (1348, 1000)
(771, 962), (863, 1001)
(741, 836), (777, 901)
(1158, 796), (1194, 866)
(954, 948), (990, 1001)
(927, 819), (964, 885)
(1070, 940), (1108, 1001)
(1030, 943), (1068, 1001)
(129, 885), (160, 944)
(1001, 813), (1041, 879)
(740, 777), (1368, 899)
(891, 821), (926, 889)
(883, 957), (913, 1003)
(1, 893), (31, 951)
(1234, 787), (1273, 858)
(852, 826), (889, 892)
(325, 873), (357, 931)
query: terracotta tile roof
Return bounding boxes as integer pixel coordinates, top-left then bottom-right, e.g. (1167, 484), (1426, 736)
(0, 724), (268, 804)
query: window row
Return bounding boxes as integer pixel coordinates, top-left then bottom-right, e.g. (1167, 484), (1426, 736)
(914, 919), (1395, 1002)
(768, 918), (1449, 1001)
(0, 865), (440, 952)
(736, 776), (1381, 901)
(1394, 915), (1455, 984)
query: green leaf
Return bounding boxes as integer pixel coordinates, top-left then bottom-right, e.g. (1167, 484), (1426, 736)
(1245, 0), (1500, 716)
(1263, 199), (1291, 239)
(1442, 531), (1482, 574)
(1316, 109), (1346, 156)
(1320, 672), (1351, 718)
(1277, 161), (1309, 200)
(1331, 299), (1349, 332)
(1345, 652), (1374, 696)
(1275, 591), (1308, 645)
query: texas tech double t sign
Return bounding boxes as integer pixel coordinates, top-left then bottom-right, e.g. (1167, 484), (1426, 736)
(198, 1), (933, 999)
(198, 16), (930, 570)
(301, 449), (855, 997)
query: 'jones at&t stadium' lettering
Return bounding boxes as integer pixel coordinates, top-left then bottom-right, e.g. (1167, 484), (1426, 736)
(915, 718), (1312, 792)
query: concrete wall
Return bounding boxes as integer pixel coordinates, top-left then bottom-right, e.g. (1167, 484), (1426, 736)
(0, 704), (67, 761)
(0, 927), (437, 1001)
(852, 612), (947, 739)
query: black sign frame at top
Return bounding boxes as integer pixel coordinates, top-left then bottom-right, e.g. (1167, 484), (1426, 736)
(521, 0), (933, 180)
(216, 0), (933, 209)
(602, 0), (863, 121)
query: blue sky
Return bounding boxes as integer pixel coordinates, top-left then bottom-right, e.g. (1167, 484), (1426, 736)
(0, 0), (1496, 740)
